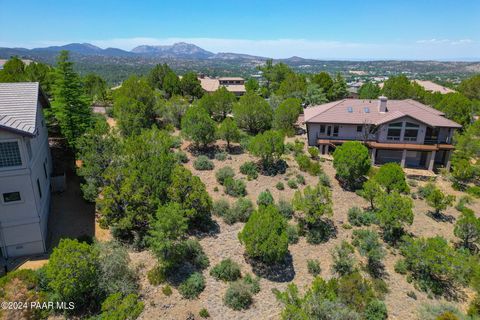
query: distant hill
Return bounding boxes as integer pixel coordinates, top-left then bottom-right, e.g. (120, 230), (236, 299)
(131, 42), (214, 59)
(1, 42), (479, 85)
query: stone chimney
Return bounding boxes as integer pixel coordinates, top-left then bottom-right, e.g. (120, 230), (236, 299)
(378, 96), (388, 112)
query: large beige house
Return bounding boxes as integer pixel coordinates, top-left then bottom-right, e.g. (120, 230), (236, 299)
(198, 76), (246, 96)
(304, 97), (461, 171)
(0, 82), (52, 258)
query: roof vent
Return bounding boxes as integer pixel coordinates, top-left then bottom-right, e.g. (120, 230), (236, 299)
(364, 107), (370, 113)
(378, 96), (388, 112)
(347, 107), (353, 113)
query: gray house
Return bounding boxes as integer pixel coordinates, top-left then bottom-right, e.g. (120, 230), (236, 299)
(304, 97), (461, 171)
(0, 82), (52, 258)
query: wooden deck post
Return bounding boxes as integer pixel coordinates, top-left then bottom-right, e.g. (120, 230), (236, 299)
(428, 150), (436, 171)
(400, 149), (407, 168)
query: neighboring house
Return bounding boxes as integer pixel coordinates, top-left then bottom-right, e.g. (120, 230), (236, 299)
(304, 97), (461, 171)
(0, 82), (52, 258)
(378, 80), (455, 94)
(198, 75), (246, 96)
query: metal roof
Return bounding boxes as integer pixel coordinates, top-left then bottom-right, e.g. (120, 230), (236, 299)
(304, 98), (461, 128)
(0, 82), (47, 135)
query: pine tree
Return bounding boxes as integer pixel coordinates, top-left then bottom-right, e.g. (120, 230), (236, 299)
(51, 51), (92, 148)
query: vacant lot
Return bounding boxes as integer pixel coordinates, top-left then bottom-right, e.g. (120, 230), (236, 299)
(132, 136), (479, 320)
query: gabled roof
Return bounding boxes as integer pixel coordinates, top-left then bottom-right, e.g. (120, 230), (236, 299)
(0, 82), (49, 135)
(304, 99), (461, 128)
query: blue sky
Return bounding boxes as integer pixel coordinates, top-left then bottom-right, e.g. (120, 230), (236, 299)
(1, 0), (479, 60)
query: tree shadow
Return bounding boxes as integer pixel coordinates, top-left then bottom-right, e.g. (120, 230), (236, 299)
(334, 174), (366, 192)
(245, 253), (295, 282)
(305, 218), (338, 244)
(258, 159), (288, 176)
(189, 218), (221, 239)
(187, 144), (222, 158)
(426, 211), (455, 223)
(227, 145), (244, 155)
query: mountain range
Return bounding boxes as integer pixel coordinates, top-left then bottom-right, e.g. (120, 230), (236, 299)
(0, 42), (270, 61)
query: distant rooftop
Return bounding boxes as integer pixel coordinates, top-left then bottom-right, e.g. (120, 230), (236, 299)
(304, 98), (461, 128)
(378, 80), (456, 94)
(0, 82), (48, 135)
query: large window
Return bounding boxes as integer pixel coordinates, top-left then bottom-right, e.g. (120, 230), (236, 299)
(3, 192), (21, 203)
(0, 141), (22, 168)
(404, 122), (420, 141)
(386, 122), (402, 141)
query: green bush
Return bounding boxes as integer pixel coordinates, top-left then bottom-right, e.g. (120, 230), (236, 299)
(257, 189), (274, 207)
(467, 186), (480, 198)
(147, 265), (166, 285)
(296, 154), (311, 172)
(287, 179), (298, 189)
(238, 205), (289, 264)
(210, 259), (242, 282)
(216, 166), (235, 185)
(296, 174), (306, 185)
(348, 207), (375, 226)
(180, 239), (210, 270)
(276, 182), (285, 190)
(162, 284), (173, 296)
(277, 199), (294, 219)
(212, 199), (230, 217)
(455, 195), (473, 211)
(215, 151), (228, 161)
(417, 182), (436, 199)
(394, 259), (408, 274)
(199, 308), (210, 318)
(286, 224), (299, 244)
(332, 241), (357, 276)
(179, 272), (206, 299)
(223, 197), (254, 224)
(174, 151), (189, 163)
(242, 273), (261, 294)
(364, 299), (388, 320)
(308, 162), (322, 176)
(224, 177), (247, 197)
(224, 281), (253, 310)
(194, 155), (214, 170)
(240, 161), (259, 180)
(307, 259), (321, 276)
(308, 147), (320, 159)
(318, 172), (331, 187)
(99, 293), (144, 320)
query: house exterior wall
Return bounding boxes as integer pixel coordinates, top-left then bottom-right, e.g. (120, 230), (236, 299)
(0, 103), (51, 258)
(376, 116), (427, 144)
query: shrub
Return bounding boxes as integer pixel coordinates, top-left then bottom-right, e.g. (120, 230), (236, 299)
(194, 155), (214, 170)
(308, 162), (322, 176)
(99, 293), (144, 320)
(162, 284), (173, 296)
(286, 224), (299, 244)
(296, 154), (311, 172)
(455, 195), (473, 212)
(394, 259), (408, 274)
(418, 303), (465, 320)
(175, 151), (189, 163)
(364, 299), (388, 320)
(224, 177), (247, 197)
(224, 197), (254, 224)
(352, 229), (386, 277)
(215, 151), (228, 161)
(180, 239), (210, 270)
(374, 162), (409, 194)
(333, 141), (371, 189)
(277, 199), (294, 219)
(45, 239), (99, 309)
(240, 161), (259, 180)
(348, 207), (375, 227)
(224, 281), (253, 310)
(179, 272), (206, 299)
(238, 205), (289, 264)
(216, 166), (235, 185)
(210, 259), (242, 282)
(318, 172), (331, 187)
(417, 182), (436, 199)
(212, 199), (230, 217)
(468, 294), (480, 317)
(242, 273), (261, 294)
(147, 265), (166, 285)
(287, 179), (298, 189)
(96, 241), (139, 296)
(467, 186), (480, 198)
(425, 187), (455, 216)
(332, 241), (357, 276)
(307, 259), (321, 276)
(276, 182), (285, 190)
(308, 147), (320, 159)
(199, 308), (210, 318)
(257, 189), (274, 207)
(296, 174), (306, 185)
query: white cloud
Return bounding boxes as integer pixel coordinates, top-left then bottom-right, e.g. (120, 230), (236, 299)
(2, 37), (479, 60)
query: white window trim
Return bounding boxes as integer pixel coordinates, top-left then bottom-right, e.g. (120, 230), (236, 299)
(0, 138), (25, 171)
(1, 191), (24, 205)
